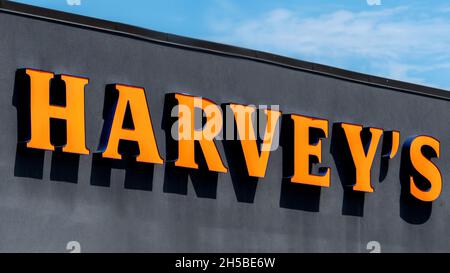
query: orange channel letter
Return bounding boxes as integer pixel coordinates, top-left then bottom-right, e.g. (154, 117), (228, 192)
(101, 84), (163, 164)
(408, 135), (442, 202)
(26, 69), (89, 154)
(291, 115), (330, 187)
(230, 104), (281, 178)
(341, 123), (383, 193)
(174, 94), (227, 173)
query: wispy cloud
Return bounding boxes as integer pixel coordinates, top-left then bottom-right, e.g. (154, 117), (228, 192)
(366, 0), (382, 6)
(66, 0), (81, 6)
(208, 6), (450, 88)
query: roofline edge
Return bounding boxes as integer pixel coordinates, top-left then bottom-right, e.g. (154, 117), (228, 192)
(1, 0), (449, 101)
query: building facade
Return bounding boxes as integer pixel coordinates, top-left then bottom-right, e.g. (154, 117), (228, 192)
(0, 1), (449, 252)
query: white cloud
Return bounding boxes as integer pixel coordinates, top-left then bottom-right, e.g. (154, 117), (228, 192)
(208, 6), (450, 87)
(367, 0), (382, 6)
(67, 0), (81, 6)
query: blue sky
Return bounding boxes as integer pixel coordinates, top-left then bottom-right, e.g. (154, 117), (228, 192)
(11, 0), (450, 90)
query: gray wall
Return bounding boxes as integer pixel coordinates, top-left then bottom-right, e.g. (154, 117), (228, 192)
(0, 11), (449, 253)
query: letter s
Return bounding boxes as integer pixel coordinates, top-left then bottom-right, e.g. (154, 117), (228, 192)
(406, 135), (442, 202)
